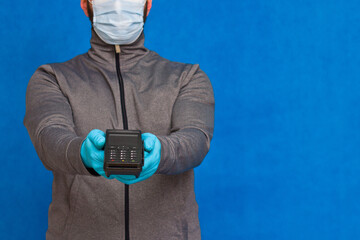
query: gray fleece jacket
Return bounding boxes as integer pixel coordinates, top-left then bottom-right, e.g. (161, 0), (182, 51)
(24, 29), (214, 240)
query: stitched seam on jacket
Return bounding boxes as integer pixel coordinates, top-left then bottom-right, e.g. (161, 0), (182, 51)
(63, 176), (81, 239)
(165, 138), (177, 174)
(65, 137), (78, 173)
(181, 177), (188, 240)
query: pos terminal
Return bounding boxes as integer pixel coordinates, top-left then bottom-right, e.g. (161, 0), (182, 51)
(104, 129), (144, 178)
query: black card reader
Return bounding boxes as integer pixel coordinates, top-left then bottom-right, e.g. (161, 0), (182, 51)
(104, 129), (144, 178)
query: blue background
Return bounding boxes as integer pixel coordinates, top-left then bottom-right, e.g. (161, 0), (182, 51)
(1, 0), (360, 239)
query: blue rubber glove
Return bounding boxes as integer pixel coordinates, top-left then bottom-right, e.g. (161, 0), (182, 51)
(114, 133), (161, 185)
(81, 129), (113, 179)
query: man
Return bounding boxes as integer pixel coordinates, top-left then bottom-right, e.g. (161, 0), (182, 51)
(24, 0), (214, 239)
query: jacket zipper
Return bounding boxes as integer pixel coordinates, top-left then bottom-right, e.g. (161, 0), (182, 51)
(115, 44), (130, 240)
(115, 45), (129, 130)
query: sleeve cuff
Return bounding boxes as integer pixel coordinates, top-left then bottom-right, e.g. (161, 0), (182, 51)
(67, 137), (99, 176)
(155, 135), (174, 175)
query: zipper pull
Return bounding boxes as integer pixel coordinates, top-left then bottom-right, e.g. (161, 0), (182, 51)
(115, 45), (121, 54)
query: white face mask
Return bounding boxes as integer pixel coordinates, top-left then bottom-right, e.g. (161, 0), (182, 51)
(91, 0), (147, 45)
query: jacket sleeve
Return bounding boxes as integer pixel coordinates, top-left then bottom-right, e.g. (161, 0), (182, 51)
(24, 64), (94, 176)
(156, 65), (215, 175)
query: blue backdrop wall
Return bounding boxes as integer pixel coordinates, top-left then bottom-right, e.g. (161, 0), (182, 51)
(1, 0), (360, 239)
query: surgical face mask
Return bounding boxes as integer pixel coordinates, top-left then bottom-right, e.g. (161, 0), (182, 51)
(91, 0), (147, 45)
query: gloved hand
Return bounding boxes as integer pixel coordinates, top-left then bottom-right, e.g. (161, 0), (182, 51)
(114, 133), (161, 185)
(81, 129), (113, 179)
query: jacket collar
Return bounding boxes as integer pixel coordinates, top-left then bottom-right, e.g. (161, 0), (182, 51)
(87, 28), (149, 68)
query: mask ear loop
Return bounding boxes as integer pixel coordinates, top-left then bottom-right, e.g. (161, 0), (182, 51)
(88, 0), (96, 24)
